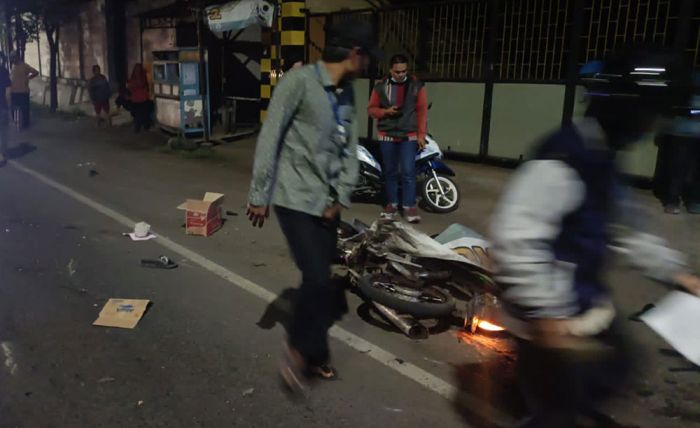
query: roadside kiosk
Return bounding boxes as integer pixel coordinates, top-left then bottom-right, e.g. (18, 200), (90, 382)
(152, 48), (211, 137)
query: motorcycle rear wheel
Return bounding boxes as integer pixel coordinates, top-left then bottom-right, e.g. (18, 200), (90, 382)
(359, 275), (455, 319)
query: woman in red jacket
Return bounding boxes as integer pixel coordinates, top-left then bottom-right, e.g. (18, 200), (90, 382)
(127, 64), (152, 133)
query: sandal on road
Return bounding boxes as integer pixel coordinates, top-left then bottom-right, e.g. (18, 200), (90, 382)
(140, 256), (178, 270)
(307, 364), (338, 381)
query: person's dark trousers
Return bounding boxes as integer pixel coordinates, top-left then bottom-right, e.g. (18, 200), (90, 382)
(380, 139), (417, 208)
(274, 205), (345, 366)
(132, 101), (152, 132)
(661, 135), (699, 207)
(10, 92), (30, 129)
(516, 324), (632, 428)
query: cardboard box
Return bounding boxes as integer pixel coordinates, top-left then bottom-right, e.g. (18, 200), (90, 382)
(177, 192), (224, 236)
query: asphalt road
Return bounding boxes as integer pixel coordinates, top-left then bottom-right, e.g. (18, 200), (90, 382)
(0, 111), (698, 427)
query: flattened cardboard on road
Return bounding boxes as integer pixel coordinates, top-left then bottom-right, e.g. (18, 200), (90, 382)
(93, 299), (150, 329)
(642, 291), (700, 366)
(177, 192), (224, 237)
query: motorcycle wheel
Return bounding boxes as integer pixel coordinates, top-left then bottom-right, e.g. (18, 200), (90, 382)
(359, 275), (455, 319)
(421, 174), (460, 213)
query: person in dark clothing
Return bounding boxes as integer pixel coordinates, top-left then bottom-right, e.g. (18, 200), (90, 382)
(655, 90), (700, 214)
(88, 65), (112, 127)
(0, 53), (10, 166)
(127, 64), (152, 132)
(115, 84), (132, 113)
(247, 19), (380, 394)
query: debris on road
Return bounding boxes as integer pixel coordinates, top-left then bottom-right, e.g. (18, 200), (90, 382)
(98, 377), (116, 384)
(226, 210), (239, 217)
(253, 262), (266, 268)
(67, 259), (77, 277)
(124, 222), (156, 241)
(93, 299), (150, 329)
(177, 192), (224, 237)
(88, 169), (99, 177)
(641, 291), (700, 366)
(242, 388), (255, 397)
(141, 256), (178, 270)
(137, 400), (145, 407)
(384, 407), (404, 413)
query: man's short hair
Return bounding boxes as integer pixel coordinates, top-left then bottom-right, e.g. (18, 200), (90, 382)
(322, 45), (351, 63)
(390, 54), (409, 66)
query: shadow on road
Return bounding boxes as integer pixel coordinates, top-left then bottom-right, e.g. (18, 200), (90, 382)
(7, 142), (37, 160)
(451, 356), (525, 428)
(256, 278), (350, 333)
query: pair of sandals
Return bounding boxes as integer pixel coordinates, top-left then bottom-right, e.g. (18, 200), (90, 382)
(280, 343), (337, 396)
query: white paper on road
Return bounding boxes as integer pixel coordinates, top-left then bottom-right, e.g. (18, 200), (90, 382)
(126, 233), (157, 241)
(641, 291), (700, 366)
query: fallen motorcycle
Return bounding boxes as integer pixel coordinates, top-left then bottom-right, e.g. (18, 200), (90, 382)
(338, 219), (503, 339)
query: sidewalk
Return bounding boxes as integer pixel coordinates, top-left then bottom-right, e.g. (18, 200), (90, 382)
(5, 109), (700, 427)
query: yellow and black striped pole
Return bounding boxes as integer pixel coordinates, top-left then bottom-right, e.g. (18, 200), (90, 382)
(280, 0), (306, 69)
(260, 1), (305, 123)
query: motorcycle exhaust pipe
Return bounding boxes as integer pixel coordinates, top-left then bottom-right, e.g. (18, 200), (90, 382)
(372, 302), (429, 340)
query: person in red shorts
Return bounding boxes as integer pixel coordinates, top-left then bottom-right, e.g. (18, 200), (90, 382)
(88, 65), (112, 127)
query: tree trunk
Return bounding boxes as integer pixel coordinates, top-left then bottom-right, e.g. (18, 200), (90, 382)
(3, 8), (12, 55)
(46, 25), (59, 113)
(14, 12), (24, 59)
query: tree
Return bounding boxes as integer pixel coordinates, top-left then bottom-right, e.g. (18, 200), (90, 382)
(11, 0), (88, 112)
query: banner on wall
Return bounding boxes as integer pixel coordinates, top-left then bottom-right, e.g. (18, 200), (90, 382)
(205, 0), (276, 33)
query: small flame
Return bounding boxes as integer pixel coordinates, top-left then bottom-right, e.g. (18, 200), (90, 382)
(477, 320), (505, 332)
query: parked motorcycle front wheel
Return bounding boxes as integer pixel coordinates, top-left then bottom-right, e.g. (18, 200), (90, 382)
(359, 275), (455, 319)
(421, 174), (460, 213)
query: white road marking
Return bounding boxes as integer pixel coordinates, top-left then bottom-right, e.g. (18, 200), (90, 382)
(67, 258), (77, 277)
(10, 160), (512, 425)
(1, 342), (18, 376)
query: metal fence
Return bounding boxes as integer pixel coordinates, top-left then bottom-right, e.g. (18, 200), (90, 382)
(496, 0), (570, 81)
(580, 0), (678, 66)
(309, 0), (700, 82)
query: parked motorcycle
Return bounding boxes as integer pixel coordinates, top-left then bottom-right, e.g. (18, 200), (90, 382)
(338, 219), (503, 339)
(354, 135), (460, 213)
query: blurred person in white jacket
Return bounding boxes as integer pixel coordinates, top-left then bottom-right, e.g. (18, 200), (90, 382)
(490, 47), (700, 428)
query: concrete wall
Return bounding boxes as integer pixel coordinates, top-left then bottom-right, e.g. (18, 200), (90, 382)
(426, 82), (484, 155)
(81, 0), (109, 75)
(24, 0), (109, 81)
(489, 83), (565, 160)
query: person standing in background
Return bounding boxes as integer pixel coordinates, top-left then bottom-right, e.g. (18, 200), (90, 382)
(88, 65), (112, 128)
(127, 64), (152, 133)
(368, 54), (428, 224)
(0, 53), (11, 166)
(9, 51), (38, 130)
